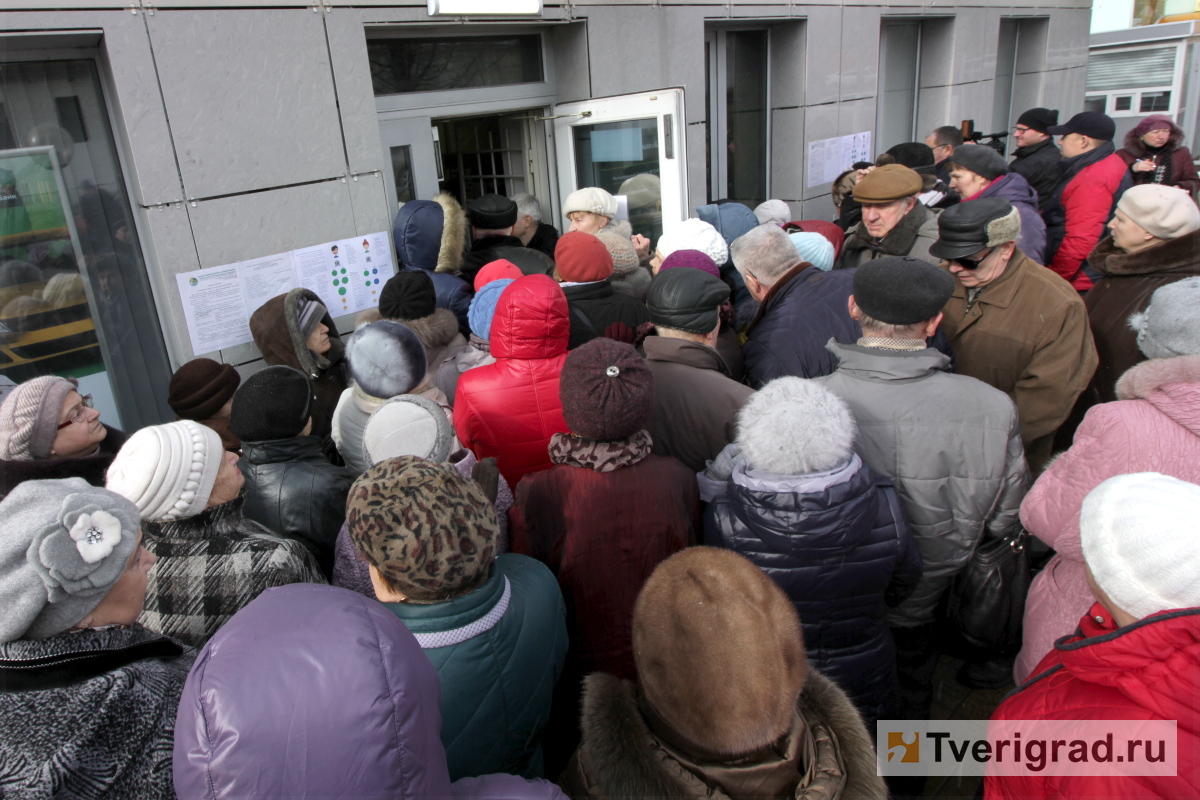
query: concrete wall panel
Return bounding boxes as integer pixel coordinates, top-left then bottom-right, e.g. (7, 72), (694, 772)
(326, 8), (386, 176)
(838, 7), (880, 102)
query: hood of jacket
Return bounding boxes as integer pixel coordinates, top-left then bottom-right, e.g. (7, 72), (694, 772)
(1088, 225), (1200, 278)
(489, 274), (569, 360)
(173, 583), (455, 799)
(1122, 120), (1185, 160)
(980, 172), (1039, 208)
(571, 670), (885, 800)
(696, 202), (760, 246)
(1114, 355), (1200, 436)
(393, 193), (466, 275)
(249, 287), (345, 379)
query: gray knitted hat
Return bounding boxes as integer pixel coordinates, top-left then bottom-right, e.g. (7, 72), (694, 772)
(362, 395), (454, 466)
(1129, 277), (1200, 359)
(0, 376), (79, 461)
(0, 478), (140, 643)
(297, 298), (328, 340)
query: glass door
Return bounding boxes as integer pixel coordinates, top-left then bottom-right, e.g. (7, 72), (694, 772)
(552, 90), (687, 251)
(378, 116), (442, 215)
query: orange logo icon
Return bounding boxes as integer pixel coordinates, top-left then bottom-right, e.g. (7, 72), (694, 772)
(887, 732), (920, 763)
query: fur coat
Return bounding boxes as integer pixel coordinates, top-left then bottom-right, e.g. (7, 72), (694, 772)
(560, 671), (886, 800)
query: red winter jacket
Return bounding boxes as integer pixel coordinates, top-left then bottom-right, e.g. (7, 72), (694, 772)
(1047, 152), (1129, 292)
(986, 603), (1200, 799)
(453, 274), (570, 488)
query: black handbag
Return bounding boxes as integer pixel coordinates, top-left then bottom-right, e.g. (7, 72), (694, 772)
(948, 526), (1032, 652)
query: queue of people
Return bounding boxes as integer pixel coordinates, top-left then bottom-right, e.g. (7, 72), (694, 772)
(0, 106), (1198, 800)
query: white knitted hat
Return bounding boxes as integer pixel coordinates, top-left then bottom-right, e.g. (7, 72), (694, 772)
(362, 394), (454, 466)
(657, 218), (729, 267)
(754, 199), (792, 226)
(562, 187), (618, 219)
(1128, 277), (1200, 359)
(106, 420), (223, 522)
(1081, 472), (1200, 620)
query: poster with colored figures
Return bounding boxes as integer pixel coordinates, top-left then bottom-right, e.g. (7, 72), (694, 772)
(175, 231), (395, 357)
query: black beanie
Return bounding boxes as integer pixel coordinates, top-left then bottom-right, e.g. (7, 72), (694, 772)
(230, 365), (313, 442)
(1016, 107), (1059, 134)
(378, 271), (437, 321)
(852, 257), (955, 326)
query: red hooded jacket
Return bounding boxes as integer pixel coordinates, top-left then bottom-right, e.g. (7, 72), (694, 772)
(453, 274), (570, 488)
(986, 603), (1200, 799)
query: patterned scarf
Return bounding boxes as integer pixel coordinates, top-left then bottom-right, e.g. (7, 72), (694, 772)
(548, 429), (652, 473)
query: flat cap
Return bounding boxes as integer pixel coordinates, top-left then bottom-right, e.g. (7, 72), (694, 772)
(852, 164), (923, 203)
(465, 194), (518, 229)
(948, 144), (1009, 181)
(853, 257), (955, 325)
(929, 198), (1021, 261)
(647, 267), (730, 335)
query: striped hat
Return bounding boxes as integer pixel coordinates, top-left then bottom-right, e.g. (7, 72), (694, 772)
(106, 421), (223, 522)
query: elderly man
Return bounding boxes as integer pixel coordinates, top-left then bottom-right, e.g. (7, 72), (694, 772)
(1042, 111), (1132, 292)
(821, 256), (1028, 712)
(510, 193), (559, 260)
(1008, 108), (1061, 208)
(933, 198), (1097, 473)
(736, 224), (860, 387)
(837, 164), (941, 268)
(460, 194), (554, 282)
(1082, 184), (1200, 404)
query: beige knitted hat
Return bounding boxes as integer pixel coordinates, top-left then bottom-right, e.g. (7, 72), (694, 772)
(106, 420), (223, 522)
(0, 376), (79, 461)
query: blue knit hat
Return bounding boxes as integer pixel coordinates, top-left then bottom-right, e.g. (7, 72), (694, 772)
(468, 279), (514, 341)
(788, 232), (835, 272)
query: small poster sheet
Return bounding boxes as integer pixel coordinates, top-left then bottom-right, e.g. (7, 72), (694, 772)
(175, 230), (394, 357)
(806, 131), (873, 189)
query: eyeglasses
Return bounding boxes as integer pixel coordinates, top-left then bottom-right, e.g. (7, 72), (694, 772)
(57, 395), (94, 429)
(951, 249), (994, 271)
(1012, 126), (1032, 134)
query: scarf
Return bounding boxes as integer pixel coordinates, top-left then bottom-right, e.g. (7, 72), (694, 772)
(548, 429), (652, 472)
(1142, 144), (1175, 186)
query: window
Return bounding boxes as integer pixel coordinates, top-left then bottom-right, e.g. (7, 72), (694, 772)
(1083, 96), (1107, 113)
(1115, 95), (1134, 111)
(368, 35), (543, 96)
(877, 22), (921, 152)
(1086, 44), (1180, 117)
(705, 29), (769, 205)
(1141, 91), (1171, 112)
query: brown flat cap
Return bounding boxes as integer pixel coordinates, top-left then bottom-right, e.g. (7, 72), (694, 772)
(852, 164), (923, 203)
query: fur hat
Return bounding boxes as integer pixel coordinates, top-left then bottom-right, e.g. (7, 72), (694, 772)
(929, 198), (1021, 260)
(788, 231), (835, 272)
(737, 377), (855, 476)
(596, 226), (640, 275)
(563, 187), (618, 219)
(559, 338), (654, 441)
(468, 279), (513, 341)
(347, 456), (497, 604)
(1081, 472), (1200, 619)
(753, 200), (791, 226)
(947, 144), (1009, 181)
(1116, 184), (1200, 241)
(466, 194), (518, 229)
(852, 164), (923, 203)
(659, 249), (720, 278)
(647, 267), (729, 334)
(106, 421), (223, 522)
(473, 259), (523, 291)
(656, 218), (729, 266)
(346, 321), (427, 400)
(0, 478), (141, 643)
(853, 257), (955, 325)
(1129, 277), (1200, 359)
(555, 232), (614, 283)
(378, 271), (437, 321)
(168, 358), (241, 421)
(230, 365), (313, 442)
(362, 395), (455, 466)
(0, 376), (79, 461)
(633, 547), (808, 757)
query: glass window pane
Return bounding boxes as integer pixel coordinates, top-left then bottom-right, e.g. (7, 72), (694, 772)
(878, 23), (920, 152)
(1083, 96), (1107, 113)
(1140, 91), (1171, 112)
(0, 59), (172, 429)
(1115, 95), (1133, 111)
(725, 30), (768, 207)
(390, 145), (415, 205)
(368, 35), (543, 96)
(573, 119), (662, 248)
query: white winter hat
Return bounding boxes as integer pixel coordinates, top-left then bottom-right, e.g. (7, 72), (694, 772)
(736, 377), (856, 476)
(657, 218), (729, 266)
(754, 199), (792, 226)
(563, 187), (618, 219)
(106, 420), (223, 522)
(1128, 277), (1200, 359)
(362, 394), (454, 466)
(789, 231), (835, 272)
(1081, 472), (1200, 620)
(1116, 184), (1200, 240)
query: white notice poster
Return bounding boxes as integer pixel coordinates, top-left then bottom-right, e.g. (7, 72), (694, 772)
(806, 131), (873, 189)
(175, 265), (252, 356)
(240, 252), (298, 317)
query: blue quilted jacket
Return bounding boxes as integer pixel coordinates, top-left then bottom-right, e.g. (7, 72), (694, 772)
(393, 200), (474, 336)
(383, 554), (568, 780)
(705, 453), (922, 729)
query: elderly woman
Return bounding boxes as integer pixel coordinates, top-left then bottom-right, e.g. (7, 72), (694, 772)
(946, 144), (1047, 263)
(106, 420), (324, 647)
(0, 478), (194, 799)
(1118, 114), (1200, 195)
(0, 375), (127, 495)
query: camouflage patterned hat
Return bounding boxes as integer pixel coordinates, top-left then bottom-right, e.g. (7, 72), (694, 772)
(346, 456), (497, 604)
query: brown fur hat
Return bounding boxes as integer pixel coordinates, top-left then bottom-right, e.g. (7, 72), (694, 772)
(632, 547), (808, 757)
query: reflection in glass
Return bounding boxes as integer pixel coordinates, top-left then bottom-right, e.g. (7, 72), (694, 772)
(573, 119), (662, 248)
(390, 145), (415, 206)
(725, 30), (768, 207)
(368, 35), (543, 96)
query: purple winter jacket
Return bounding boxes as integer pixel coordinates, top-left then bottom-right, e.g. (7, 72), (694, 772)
(977, 172), (1047, 264)
(173, 583), (568, 800)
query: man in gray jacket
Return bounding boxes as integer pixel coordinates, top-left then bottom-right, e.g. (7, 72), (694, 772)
(820, 257), (1029, 722)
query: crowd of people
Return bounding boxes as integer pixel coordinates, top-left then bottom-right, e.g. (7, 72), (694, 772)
(0, 105), (1197, 800)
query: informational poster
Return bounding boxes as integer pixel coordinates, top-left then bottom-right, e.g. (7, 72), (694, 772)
(175, 230), (394, 356)
(806, 131), (873, 189)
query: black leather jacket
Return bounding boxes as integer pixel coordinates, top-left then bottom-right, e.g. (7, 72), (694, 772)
(238, 436), (356, 578)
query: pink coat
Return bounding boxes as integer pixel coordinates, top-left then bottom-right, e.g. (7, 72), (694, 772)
(1015, 355), (1200, 683)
